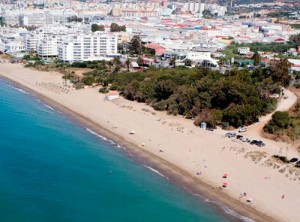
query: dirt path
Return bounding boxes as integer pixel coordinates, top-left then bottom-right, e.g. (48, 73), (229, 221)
(246, 89), (297, 139)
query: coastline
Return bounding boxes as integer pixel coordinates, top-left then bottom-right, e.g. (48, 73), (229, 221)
(0, 75), (270, 222)
(0, 64), (299, 222)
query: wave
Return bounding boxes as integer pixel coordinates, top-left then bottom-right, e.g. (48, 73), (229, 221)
(86, 128), (108, 140)
(203, 198), (255, 222)
(43, 104), (55, 111)
(8, 85), (29, 95)
(85, 128), (120, 146)
(143, 165), (169, 180)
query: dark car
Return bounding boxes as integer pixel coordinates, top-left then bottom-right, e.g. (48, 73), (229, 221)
(250, 140), (258, 145)
(290, 158), (298, 163)
(236, 135), (243, 139)
(256, 141), (266, 147)
(253, 118), (259, 123)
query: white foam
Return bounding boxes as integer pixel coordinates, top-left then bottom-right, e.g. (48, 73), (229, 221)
(86, 128), (108, 141)
(8, 85), (29, 95)
(143, 165), (169, 180)
(205, 199), (255, 222)
(43, 104), (55, 111)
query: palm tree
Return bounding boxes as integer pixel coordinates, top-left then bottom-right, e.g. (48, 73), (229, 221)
(125, 58), (131, 72)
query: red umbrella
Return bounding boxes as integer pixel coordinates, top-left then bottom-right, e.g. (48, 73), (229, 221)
(222, 182), (228, 187)
(223, 173), (228, 178)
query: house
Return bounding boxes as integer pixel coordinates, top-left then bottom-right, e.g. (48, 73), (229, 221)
(238, 47), (250, 55)
(144, 43), (166, 56)
(274, 38), (286, 43)
(288, 59), (300, 72)
(234, 60), (254, 67)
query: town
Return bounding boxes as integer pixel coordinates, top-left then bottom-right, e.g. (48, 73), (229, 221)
(0, 0), (300, 73)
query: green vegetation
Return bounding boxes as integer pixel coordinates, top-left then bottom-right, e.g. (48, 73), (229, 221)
(101, 65), (287, 128)
(272, 155), (290, 163)
(91, 24), (105, 32)
(110, 23), (126, 32)
(264, 102), (300, 140)
(0, 17), (5, 26)
(291, 24), (300, 29)
(264, 111), (291, 133)
(267, 11), (290, 18)
(128, 36), (142, 55)
(46, 57), (292, 128)
(67, 16), (83, 23)
(223, 35), (300, 57)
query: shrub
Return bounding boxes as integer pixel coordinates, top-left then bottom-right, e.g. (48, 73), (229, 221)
(264, 111), (290, 133)
(273, 155), (290, 163)
(99, 87), (109, 93)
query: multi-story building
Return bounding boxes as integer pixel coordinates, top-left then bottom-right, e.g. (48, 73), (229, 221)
(58, 32), (117, 62)
(37, 36), (59, 57)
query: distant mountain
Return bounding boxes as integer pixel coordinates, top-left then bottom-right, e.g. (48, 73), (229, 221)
(216, 0), (274, 5)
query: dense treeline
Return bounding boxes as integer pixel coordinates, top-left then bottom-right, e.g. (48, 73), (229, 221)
(103, 65), (288, 128)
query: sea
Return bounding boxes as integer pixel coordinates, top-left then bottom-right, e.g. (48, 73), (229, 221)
(0, 77), (251, 222)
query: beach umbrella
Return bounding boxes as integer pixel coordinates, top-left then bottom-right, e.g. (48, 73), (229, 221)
(223, 173), (228, 178)
(246, 198), (253, 202)
(222, 182), (228, 187)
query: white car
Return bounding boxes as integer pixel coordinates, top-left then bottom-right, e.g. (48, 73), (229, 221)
(238, 127), (247, 132)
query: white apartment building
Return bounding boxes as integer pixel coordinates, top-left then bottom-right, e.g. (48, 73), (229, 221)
(120, 10), (158, 18)
(58, 32), (117, 63)
(238, 47), (250, 55)
(37, 36), (59, 57)
(25, 35), (40, 52)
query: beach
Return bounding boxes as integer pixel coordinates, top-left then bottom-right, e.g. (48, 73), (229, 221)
(1, 63), (300, 222)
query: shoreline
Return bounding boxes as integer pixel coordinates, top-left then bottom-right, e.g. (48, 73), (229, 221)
(1, 75), (272, 221)
(0, 63), (298, 221)
(0, 73), (279, 222)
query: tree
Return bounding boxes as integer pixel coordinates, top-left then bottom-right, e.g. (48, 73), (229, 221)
(184, 59), (192, 67)
(269, 58), (291, 87)
(125, 58), (131, 72)
(67, 16), (82, 23)
(154, 80), (175, 101)
(129, 36), (142, 55)
(110, 23), (126, 32)
(91, 24), (104, 32)
(110, 23), (119, 32)
(137, 56), (143, 66)
(170, 57), (176, 67)
(253, 52), (261, 66)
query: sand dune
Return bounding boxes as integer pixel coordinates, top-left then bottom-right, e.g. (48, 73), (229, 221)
(1, 63), (299, 222)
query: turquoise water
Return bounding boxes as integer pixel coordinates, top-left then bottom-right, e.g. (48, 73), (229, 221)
(0, 78), (234, 222)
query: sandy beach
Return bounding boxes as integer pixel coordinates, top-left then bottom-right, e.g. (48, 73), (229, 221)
(1, 63), (300, 222)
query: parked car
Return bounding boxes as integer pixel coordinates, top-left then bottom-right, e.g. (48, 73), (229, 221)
(238, 127), (247, 132)
(256, 141), (266, 147)
(241, 137), (250, 142)
(236, 135), (243, 139)
(290, 158), (298, 163)
(250, 140), (258, 145)
(225, 132), (236, 138)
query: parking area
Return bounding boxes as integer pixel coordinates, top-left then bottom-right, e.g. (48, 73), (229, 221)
(224, 132), (266, 147)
